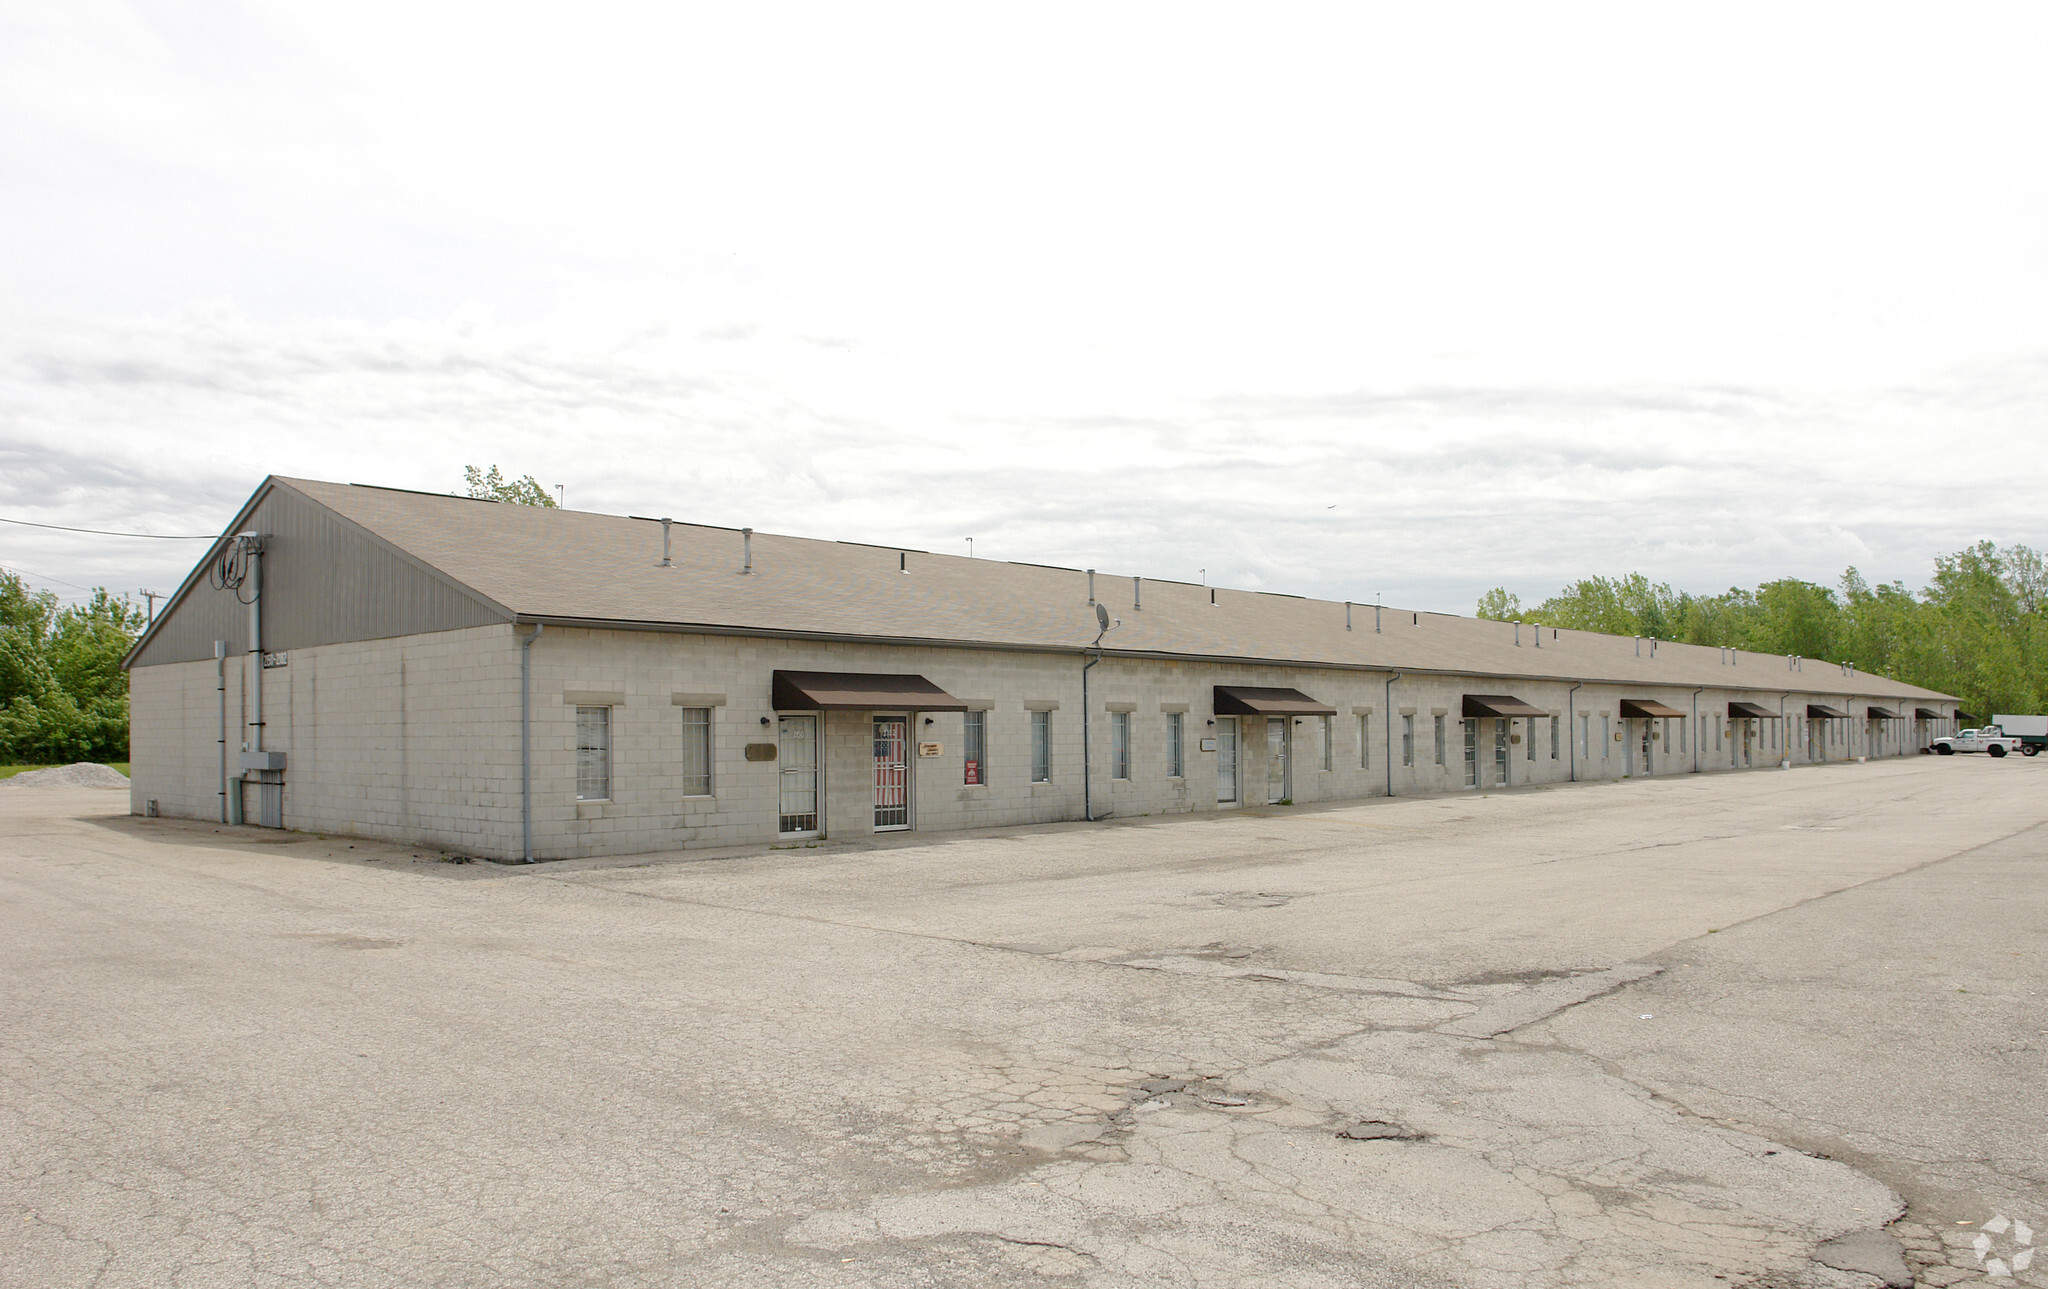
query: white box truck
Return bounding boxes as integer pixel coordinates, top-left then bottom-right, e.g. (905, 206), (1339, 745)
(1991, 714), (2047, 756)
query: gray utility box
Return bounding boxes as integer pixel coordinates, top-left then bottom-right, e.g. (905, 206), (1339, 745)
(239, 751), (288, 772)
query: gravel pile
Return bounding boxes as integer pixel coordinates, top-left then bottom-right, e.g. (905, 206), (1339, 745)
(2, 763), (132, 789)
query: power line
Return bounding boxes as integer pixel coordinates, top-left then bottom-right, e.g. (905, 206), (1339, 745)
(0, 515), (215, 539)
(0, 562), (100, 594)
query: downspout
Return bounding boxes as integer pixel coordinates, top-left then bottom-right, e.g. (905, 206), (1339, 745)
(520, 623), (544, 862)
(1384, 672), (1402, 797)
(1691, 687), (1704, 773)
(1082, 649), (1100, 822)
(215, 640), (228, 822)
(1779, 693), (1789, 769)
(246, 539), (263, 755)
(1568, 681), (1583, 781)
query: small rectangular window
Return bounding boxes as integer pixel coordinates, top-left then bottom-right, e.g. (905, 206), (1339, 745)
(1526, 717), (1536, 760)
(1111, 711), (1131, 779)
(1031, 710), (1051, 783)
(1580, 715), (1590, 759)
(963, 710), (986, 785)
(1401, 715), (1414, 767)
(1166, 712), (1185, 778)
(679, 706), (711, 796)
(1321, 714), (1333, 771)
(1359, 714), (1370, 770)
(576, 705), (611, 801)
(1433, 714), (1446, 766)
(1550, 715), (1560, 760)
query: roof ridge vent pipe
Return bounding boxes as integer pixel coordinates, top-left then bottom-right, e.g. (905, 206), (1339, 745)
(900, 552), (908, 574)
(1346, 601), (1353, 631)
(657, 518), (673, 568)
(741, 528), (753, 575)
(1209, 587), (1217, 606)
(1375, 601), (1382, 633)
(1133, 575), (1141, 610)
(1635, 636), (1641, 657)
(1087, 569), (1096, 605)
(1514, 622), (1521, 647)
(1650, 636), (1657, 657)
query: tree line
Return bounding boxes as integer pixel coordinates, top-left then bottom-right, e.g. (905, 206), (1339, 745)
(0, 572), (147, 763)
(1477, 541), (2048, 720)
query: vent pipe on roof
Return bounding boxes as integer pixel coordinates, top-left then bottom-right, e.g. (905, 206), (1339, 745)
(1133, 575), (1141, 610)
(1346, 602), (1353, 631)
(1375, 602), (1382, 633)
(900, 552), (908, 574)
(1634, 636), (1641, 657)
(1651, 637), (1657, 657)
(657, 518), (673, 568)
(1087, 569), (1095, 605)
(1514, 622), (1521, 647)
(1209, 588), (1216, 606)
(741, 528), (753, 575)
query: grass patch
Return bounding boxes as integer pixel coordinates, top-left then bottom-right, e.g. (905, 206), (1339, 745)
(0, 763), (130, 780)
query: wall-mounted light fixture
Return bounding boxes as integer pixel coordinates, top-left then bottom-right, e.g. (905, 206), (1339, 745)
(759, 715), (771, 727)
(924, 716), (935, 726)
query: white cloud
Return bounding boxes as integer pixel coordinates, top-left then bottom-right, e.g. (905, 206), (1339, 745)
(2, 1), (2046, 610)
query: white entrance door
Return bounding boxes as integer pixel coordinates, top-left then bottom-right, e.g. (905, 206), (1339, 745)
(873, 714), (910, 830)
(1216, 717), (1239, 804)
(1266, 717), (1289, 803)
(777, 715), (820, 836)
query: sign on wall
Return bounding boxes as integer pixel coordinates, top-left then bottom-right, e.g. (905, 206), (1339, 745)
(918, 742), (943, 758)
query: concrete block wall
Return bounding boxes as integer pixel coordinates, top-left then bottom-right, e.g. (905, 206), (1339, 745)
(129, 624), (521, 856)
(131, 622), (1940, 863)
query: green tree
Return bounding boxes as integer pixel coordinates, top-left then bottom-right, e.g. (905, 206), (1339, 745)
(0, 572), (143, 764)
(1476, 587), (1524, 621)
(463, 464), (558, 507)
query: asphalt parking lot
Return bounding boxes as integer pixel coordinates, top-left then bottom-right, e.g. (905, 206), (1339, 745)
(4, 756), (2044, 1288)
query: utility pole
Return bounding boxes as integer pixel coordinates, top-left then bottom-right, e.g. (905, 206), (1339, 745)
(141, 589), (163, 626)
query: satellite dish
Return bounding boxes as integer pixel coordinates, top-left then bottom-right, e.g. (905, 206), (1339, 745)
(1095, 603), (1111, 632)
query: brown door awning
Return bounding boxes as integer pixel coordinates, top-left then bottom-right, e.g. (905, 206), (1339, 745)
(1807, 703), (1849, 719)
(1619, 699), (1688, 719)
(1463, 694), (1547, 719)
(1214, 685), (1336, 716)
(1728, 701), (1777, 719)
(1866, 705), (1901, 720)
(772, 670), (969, 711)
(1916, 707), (1943, 719)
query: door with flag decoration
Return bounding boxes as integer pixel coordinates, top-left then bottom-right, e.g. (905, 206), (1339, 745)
(873, 715), (909, 830)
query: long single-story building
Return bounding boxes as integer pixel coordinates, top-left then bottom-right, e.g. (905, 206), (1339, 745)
(125, 477), (1961, 861)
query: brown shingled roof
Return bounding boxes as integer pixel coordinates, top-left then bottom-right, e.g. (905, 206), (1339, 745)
(272, 476), (1954, 703)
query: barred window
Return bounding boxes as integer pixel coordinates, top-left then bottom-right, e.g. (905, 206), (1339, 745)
(963, 710), (986, 785)
(1321, 715), (1333, 771)
(576, 705), (611, 801)
(679, 707), (711, 796)
(1358, 714), (1370, 770)
(1401, 715), (1414, 767)
(1166, 712), (1184, 778)
(1031, 710), (1052, 783)
(1550, 715), (1560, 759)
(1433, 714), (1446, 766)
(1111, 711), (1131, 779)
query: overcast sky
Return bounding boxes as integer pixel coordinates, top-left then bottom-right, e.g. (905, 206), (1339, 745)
(3, 2), (2045, 616)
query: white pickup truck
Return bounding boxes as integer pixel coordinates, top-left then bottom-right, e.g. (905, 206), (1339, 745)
(1932, 726), (2027, 757)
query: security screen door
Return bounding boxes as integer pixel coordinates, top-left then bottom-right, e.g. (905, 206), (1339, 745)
(873, 715), (909, 830)
(1741, 722), (1754, 767)
(777, 715), (820, 836)
(1493, 719), (1510, 787)
(1462, 718), (1478, 788)
(1216, 717), (1239, 804)
(1266, 717), (1289, 803)
(1640, 721), (1653, 775)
